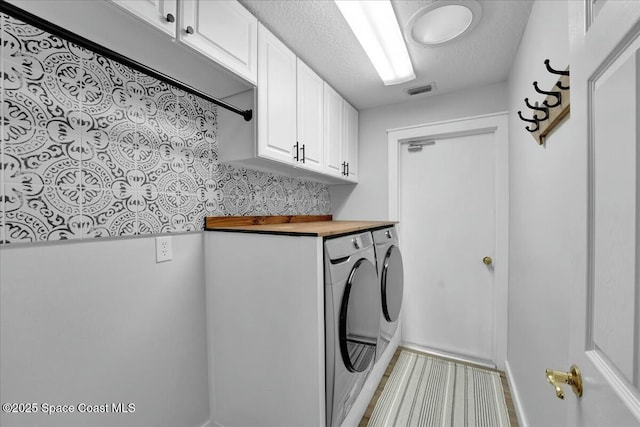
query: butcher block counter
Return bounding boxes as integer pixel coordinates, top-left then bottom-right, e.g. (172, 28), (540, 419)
(205, 215), (396, 237)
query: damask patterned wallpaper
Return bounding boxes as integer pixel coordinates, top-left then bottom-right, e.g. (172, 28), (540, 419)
(0, 13), (330, 244)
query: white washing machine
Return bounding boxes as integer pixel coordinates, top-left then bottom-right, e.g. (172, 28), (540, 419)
(372, 226), (404, 362)
(324, 231), (380, 427)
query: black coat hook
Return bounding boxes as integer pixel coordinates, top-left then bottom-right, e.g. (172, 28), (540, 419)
(556, 80), (570, 90)
(544, 59), (570, 76)
(533, 81), (562, 108)
(525, 97), (549, 121)
(518, 110), (539, 133)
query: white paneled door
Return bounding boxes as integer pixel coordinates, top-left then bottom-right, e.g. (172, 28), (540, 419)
(400, 131), (496, 364)
(567, 1), (640, 425)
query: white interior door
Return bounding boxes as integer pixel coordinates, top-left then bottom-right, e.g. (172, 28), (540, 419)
(400, 131), (496, 364)
(568, 1), (640, 425)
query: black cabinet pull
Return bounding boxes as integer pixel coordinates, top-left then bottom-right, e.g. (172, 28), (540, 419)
(341, 161), (346, 176)
(301, 144), (306, 163)
(186, 25), (194, 34)
(166, 13), (175, 23)
(346, 162), (350, 176)
(293, 142), (299, 161)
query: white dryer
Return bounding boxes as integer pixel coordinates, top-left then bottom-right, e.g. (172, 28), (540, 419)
(372, 226), (404, 362)
(324, 231), (380, 427)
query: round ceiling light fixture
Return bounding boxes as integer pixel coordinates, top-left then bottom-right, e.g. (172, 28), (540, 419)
(406, 0), (482, 46)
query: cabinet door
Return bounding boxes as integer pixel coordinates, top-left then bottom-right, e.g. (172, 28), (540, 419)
(343, 101), (358, 182)
(109, 0), (177, 37)
(323, 83), (344, 178)
(296, 59), (324, 173)
(257, 24), (297, 165)
(181, 0), (257, 84)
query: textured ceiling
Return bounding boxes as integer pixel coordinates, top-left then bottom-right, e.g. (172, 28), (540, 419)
(239, 0), (533, 110)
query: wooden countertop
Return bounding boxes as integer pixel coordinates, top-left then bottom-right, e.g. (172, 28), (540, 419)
(205, 215), (397, 237)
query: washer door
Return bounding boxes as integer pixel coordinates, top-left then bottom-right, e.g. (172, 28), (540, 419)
(381, 245), (404, 322)
(339, 258), (379, 372)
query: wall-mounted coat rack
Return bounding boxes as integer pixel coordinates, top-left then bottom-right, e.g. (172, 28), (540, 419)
(517, 59), (570, 145)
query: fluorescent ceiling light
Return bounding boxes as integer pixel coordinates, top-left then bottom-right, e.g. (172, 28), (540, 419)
(335, 0), (415, 86)
(407, 0), (482, 46)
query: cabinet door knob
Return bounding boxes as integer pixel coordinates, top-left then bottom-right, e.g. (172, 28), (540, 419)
(166, 13), (175, 23)
(186, 26), (194, 34)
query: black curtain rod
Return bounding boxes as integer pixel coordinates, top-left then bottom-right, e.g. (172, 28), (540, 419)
(0, 1), (253, 122)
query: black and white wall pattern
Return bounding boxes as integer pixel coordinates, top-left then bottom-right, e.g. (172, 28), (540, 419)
(0, 13), (330, 244)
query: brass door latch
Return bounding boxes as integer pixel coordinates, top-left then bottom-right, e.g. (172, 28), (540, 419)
(545, 365), (583, 399)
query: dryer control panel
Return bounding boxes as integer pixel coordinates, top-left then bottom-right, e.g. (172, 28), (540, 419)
(325, 232), (373, 261)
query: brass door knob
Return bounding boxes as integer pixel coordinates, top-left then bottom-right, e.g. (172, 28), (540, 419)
(545, 365), (583, 399)
(482, 256), (493, 265)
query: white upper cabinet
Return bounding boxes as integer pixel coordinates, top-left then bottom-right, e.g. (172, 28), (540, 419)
(257, 23), (297, 165)
(323, 84), (359, 182)
(108, 0), (358, 183)
(343, 100), (358, 182)
(256, 26), (325, 173)
(109, 0), (257, 84)
(296, 59), (324, 173)
(180, 0), (258, 84)
(323, 83), (345, 178)
(109, 0), (177, 37)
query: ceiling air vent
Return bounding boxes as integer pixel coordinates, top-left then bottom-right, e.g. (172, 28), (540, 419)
(405, 82), (437, 96)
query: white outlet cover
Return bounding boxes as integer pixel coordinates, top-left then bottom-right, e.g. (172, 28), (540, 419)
(156, 236), (173, 263)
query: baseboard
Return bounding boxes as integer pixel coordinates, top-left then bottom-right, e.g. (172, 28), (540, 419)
(504, 360), (529, 427)
(198, 418), (223, 427)
(401, 341), (496, 369)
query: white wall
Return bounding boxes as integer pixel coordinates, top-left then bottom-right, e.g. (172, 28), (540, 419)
(330, 82), (509, 220)
(506, 1), (578, 426)
(0, 234), (210, 427)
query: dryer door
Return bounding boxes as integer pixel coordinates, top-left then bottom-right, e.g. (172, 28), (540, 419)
(339, 258), (379, 372)
(381, 245), (404, 322)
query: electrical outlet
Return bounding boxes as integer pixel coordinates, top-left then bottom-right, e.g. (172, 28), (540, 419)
(156, 236), (173, 263)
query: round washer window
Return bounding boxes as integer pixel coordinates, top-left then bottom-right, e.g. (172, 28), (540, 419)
(339, 258), (379, 372)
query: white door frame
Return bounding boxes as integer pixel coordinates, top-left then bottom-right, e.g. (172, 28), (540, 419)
(387, 112), (509, 370)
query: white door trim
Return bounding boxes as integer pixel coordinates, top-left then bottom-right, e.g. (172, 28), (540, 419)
(387, 112), (509, 370)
